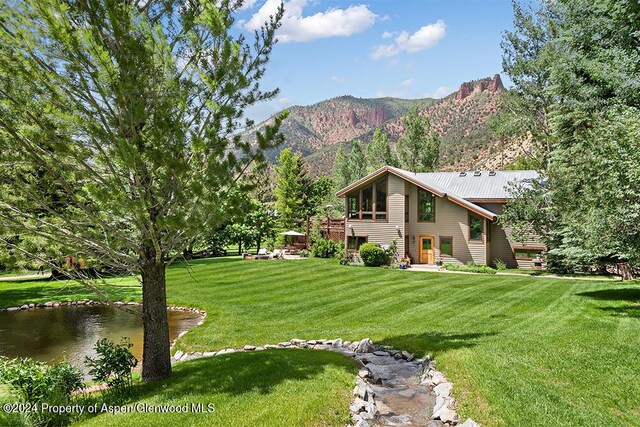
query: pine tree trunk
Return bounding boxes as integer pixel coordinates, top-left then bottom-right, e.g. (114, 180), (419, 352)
(141, 259), (172, 381)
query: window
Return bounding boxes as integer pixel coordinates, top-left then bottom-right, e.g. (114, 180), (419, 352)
(418, 189), (435, 222)
(348, 194), (360, 219)
(440, 236), (453, 256)
(514, 248), (544, 260)
(345, 177), (388, 221)
(404, 195), (409, 222)
(347, 236), (368, 250)
(375, 178), (387, 220)
(468, 213), (483, 241)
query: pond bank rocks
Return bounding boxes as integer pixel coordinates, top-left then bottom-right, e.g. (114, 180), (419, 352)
(171, 338), (478, 427)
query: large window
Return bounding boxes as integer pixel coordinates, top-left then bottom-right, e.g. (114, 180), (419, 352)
(347, 236), (368, 250)
(375, 179), (387, 220)
(347, 194), (360, 219)
(514, 247), (544, 260)
(345, 177), (387, 221)
(418, 189), (435, 222)
(468, 213), (483, 241)
(439, 236), (453, 256)
(404, 195), (409, 222)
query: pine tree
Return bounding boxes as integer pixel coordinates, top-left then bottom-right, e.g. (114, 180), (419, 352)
(274, 149), (307, 230)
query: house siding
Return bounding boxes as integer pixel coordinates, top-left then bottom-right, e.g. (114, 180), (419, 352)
(478, 203), (546, 269)
(345, 173), (404, 258)
(405, 182), (487, 265)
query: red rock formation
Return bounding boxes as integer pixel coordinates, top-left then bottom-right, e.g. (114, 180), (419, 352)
(456, 82), (471, 100)
(489, 74), (504, 92)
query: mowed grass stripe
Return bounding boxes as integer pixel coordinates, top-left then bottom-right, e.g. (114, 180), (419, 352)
(2, 257), (639, 426)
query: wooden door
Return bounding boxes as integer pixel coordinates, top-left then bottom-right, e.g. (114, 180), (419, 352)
(419, 235), (435, 264)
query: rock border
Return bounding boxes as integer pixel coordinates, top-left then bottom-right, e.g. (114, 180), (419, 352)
(1, 304), (477, 426)
(171, 337), (478, 427)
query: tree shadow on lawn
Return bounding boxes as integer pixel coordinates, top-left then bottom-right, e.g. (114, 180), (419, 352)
(133, 348), (357, 399)
(575, 288), (640, 319)
(380, 331), (497, 358)
(0, 285), (139, 307)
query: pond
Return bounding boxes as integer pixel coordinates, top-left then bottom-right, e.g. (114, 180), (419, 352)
(0, 305), (202, 375)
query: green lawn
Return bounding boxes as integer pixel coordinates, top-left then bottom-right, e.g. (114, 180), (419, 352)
(1, 258), (639, 426)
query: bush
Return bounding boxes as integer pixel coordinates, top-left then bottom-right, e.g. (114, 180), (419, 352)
(311, 238), (338, 258)
(0, 356), (83, 426)
(494, 258), (507, 271)
(359, 243), (389, 267)
(443, 262), (497, 274)
(85, 338), (137, 398)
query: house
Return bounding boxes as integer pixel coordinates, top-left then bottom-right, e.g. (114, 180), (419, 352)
(336, 166), (545, 269)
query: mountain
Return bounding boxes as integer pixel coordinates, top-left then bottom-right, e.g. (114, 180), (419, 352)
(244, 74), (521, 175)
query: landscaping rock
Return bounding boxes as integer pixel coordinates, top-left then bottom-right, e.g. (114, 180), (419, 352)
(401, 351), (414, 361)
(436, 407), (459, 423)
(278, 341), (291, 347)
(354, 419), (370, 427)
(349, 398), (367, 413)
(243, 345), (256, 351)
(20, 304), (29, 310)
(28, 303), (34, 308)
(6, 307), (19, 312)
(356, 338), (372, 353)
(460, 418), (480, 427)
(203, 352), (217, 357)
(358, 369), (370, 379)
(332, 338), (343, 348)
(173, 350), (184, 360)
(434, 382), (453, 398)
(373, 350), (390, 357)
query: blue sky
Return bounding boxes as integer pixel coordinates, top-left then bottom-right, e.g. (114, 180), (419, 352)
(236, 0), (516, 122)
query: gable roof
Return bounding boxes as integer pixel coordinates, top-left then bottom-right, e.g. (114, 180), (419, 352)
(336, 166), (540, 221)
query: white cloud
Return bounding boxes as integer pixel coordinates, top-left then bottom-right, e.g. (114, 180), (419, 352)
(429, 85), (453, 99)
(243, 0), (377, 43)
(382, 31), (394, 39)
(401, 78), (415, 87)
(278, 97), (293, 105)
(370, 20), (446, 60)
(331, 75), (346, 83)
(380, 14), (390, 22)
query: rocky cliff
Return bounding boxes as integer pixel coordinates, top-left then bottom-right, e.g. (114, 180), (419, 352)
(243, 74), (509, 174)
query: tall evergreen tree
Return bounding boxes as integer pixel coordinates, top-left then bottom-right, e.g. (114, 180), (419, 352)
(500, 0), (640, 275)
(0, 0), (284, 380)
(367, 128), (397, 171)
(396, 107), (440, 172)
(274, 149), (307, 230)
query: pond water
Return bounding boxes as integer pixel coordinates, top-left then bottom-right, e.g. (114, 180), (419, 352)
(0, 305), (202, 374)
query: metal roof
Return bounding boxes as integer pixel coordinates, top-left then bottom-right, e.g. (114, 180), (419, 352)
(390, 167), (539, 200)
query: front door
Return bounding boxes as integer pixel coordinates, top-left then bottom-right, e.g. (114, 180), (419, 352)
(419, 235), (435, 264)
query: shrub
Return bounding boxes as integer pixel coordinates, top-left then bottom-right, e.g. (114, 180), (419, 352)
(494, 258), (507, 271)
(359, 243), (389, 267)
(311, 238), (338, 258)
(85, 338), (137, 398)
(442, 262), (497, 274)
(0, 356), (83, 426)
